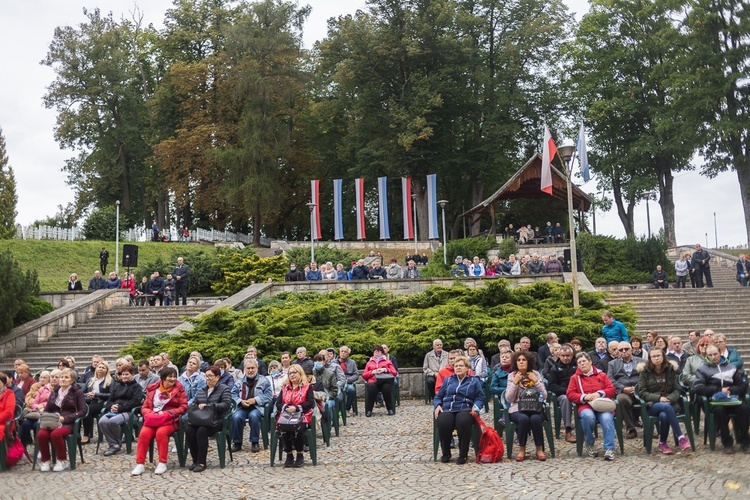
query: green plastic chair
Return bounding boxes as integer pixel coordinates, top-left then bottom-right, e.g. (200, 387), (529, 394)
(32, 404), (89, 471)
(498, 390), (555, 459)
(634, 391), (695, 453)
(95, 402), (142, 455)
(269, 413), (318, 466)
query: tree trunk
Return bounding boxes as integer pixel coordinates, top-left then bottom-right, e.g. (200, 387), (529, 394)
(657, 166), (676, 246)
(612, 177), (635, 237)
(736, 162), (750, 248)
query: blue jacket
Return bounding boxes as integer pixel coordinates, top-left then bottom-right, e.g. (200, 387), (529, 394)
(725, 347), (744, 370)
(602, 319), (629, 343)
(305, 269), (322, 281)
(434, 374), (485, 413)
(489, 367), (510, 396)
(337, 270), (349, 281)
(178, 371), (206, 405)
(231, 374), (273, 415)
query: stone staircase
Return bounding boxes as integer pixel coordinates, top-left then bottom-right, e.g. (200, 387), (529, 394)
(605, 287), (750, 360)
(0, 305), (206, 373)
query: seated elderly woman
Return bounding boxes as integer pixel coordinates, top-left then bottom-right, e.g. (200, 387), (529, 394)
(98, 364), (143, 456)
(37, 368), (86, 472)
(131, 367), (187, 476)
(0, 372), (16, 439)
(81, 361), (113, 444)
(505, 351), (548, 461)
(185, 366), (232, 472)
(567, 352), (617, 461)
(362, 345), (398, 417)
(637, 348), (691, 454)
(20, 370), (57, 447)
(489, 350), (513, 397)
(434, 355), (484, 464)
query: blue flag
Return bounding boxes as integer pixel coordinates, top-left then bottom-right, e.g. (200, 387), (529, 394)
(577, 122), (590, 183)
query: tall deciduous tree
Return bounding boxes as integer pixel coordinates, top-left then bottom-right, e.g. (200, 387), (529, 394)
(42, 8), (154, 224)
(0, 126), (18, 239)
(565, 0), (699, 244)
(687, 0), (750, 246)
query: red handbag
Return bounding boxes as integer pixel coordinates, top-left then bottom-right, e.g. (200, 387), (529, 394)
(143, 412), (175, 428)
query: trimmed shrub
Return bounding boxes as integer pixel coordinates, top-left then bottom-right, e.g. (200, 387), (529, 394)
(212, 252), (288, 294)
(121, 280), (636, 368)
(577, 233), (672, 285)
(14, 296), (54, 327)
(0, 249), (41, 334)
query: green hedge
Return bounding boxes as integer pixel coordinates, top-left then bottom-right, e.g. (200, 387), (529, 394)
(120, 280), (636, 368)
(577, 233), (672, 285)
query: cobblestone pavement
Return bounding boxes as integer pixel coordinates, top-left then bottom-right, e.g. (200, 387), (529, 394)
(4, 400), (750, 499)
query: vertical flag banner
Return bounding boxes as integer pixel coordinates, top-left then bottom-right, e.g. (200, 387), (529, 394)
(541, 124), (557, 194)
(333, 179), (344, 240)
(378, 177), (390, 240)
(402, 177), (413, 240)
(355, 178), (366, 240)
(577, 122), (590, 183)
(427, 174), (438, 239)
(310, 179), (321, 240)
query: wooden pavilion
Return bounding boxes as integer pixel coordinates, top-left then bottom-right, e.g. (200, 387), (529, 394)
(460, 153), (593, 236)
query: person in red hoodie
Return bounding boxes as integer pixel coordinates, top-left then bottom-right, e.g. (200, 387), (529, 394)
(131, 367), (187, 476)
(567, 352), (617, 461)
(435, 350), (475, 395)
(0, 372), (16, 435)
(362, 345), (398, 417)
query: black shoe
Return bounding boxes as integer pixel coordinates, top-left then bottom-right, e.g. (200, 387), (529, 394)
(365, 411), (372, 417)
(188, 463), (197, 471)
(741, 442), (750, 453)
(457, 456), (468, 465)
(440, 454), (451, 463)
(283, 454), (295, 468)
(193, 464), (206, 473)
(251, 442), (260, 453)
(635, 419), (643, 428)
(230, 443), (242, 453)
(303, 445), (309, 452)
(294, 454), (305, 467)
(387, 410), (395, 416)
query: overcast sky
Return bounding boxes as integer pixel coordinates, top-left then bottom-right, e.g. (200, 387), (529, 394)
(0, 0), (745, 248)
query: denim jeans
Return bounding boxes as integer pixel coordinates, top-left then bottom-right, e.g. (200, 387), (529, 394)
(231, 407), (262, 444)
(344, 384), (356, 411)
(648, 402), (682, 442)
(580, 408), (615, 450)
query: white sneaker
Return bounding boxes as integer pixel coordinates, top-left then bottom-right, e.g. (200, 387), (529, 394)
(39, 461), (51, 472)
(53, 460), (68, 472)
(154, 462), (168, 475)
(37, 451), (42, 460)
(171, 445), (177, 453)
(131, 463), (145, 476)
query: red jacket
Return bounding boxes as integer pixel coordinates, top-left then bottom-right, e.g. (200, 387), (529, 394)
(121, 278), (137, 297)
(566, 366), (616, 414)
(0, 388), (16, 433)
(435, 365), (475, 394)
(277, 383), (314, 425)
(362, 357), (398, 383)
(141, 381), (188, 430)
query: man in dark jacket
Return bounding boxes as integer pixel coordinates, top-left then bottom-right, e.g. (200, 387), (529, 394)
(692, 243), (713, 288)
(148, 271), (165, 306)
(350, 259), (369, 280)
(607, 341), (643, 440)
(285, 263), (304, 281)
(88, 270), (107, 290)
(693, 345), (750, 453)
(652, 265), (668, 288)
(547, 344), (577, 443)
(173, 257), (190, 305)
(368, 260), (388, 279)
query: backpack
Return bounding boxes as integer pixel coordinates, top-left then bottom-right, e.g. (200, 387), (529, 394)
(517, 387), (544, 414)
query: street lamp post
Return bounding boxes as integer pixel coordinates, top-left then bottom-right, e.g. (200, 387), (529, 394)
(306, 202), (316, 264)
(645, 197), (651, 238)
(412, 193), (418, 256)
(438, 200), (449, 264)
(714, 212), (718, 248)
(115, 200), (120, 275)
(558, 144), (580, 313)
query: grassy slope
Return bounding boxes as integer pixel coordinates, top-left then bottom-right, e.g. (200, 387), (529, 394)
(0, 240), (213, 292)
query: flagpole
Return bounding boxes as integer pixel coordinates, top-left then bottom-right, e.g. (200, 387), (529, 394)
(558, 144), (580, 314)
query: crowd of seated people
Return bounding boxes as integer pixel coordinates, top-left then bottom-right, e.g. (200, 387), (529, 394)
(66, 269), (180, 307)
(5, 341), (401, 473)
(502, 222), (566, 244)
(450, 253), (565, 278)
(425, 325), (749, 462)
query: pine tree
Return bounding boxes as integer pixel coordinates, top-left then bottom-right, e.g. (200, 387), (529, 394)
(0, 126), (18, 239)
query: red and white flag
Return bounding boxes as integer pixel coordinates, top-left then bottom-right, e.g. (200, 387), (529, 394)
(541, 125), (557, 195)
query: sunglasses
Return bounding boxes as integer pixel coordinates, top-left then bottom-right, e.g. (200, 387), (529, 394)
(618, 348), (631, 352)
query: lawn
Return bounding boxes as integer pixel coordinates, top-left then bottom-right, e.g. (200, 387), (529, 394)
(0, 239), (216, 292)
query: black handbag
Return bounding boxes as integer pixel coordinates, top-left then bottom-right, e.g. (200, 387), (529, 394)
(187, 404), (215, 427)
(517, 387), (544, 414)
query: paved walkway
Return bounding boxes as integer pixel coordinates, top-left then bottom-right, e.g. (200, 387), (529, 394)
(4, 400), (749, 499)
